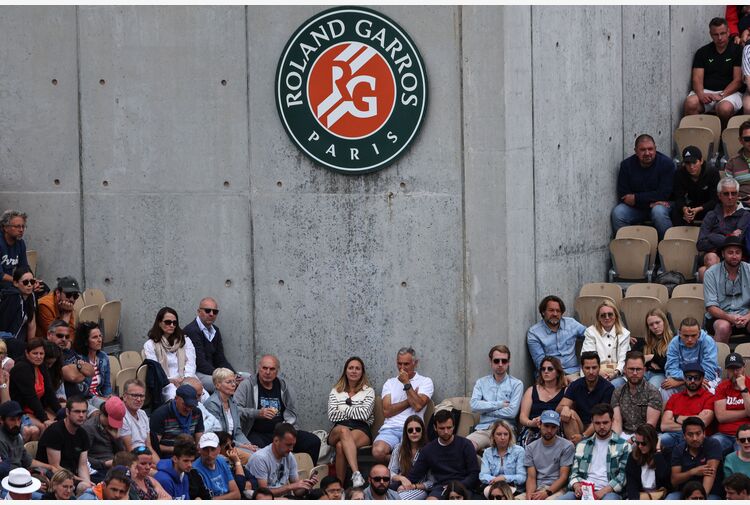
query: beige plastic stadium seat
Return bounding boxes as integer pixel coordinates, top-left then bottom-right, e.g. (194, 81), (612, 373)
(717, 342), (732, 370)
(672, 283), (704, 300)
(658, 239), (699, 280)
(666, 297), (705, 333)
(616, 226), (658, 272)
(575, 295), (616, 327)
(357, 395), (384, 455)
(609, 238), (651, 281)
(674, 127), (714, 164)
(73, 295), (85, 317)
(727, 114), (750, 130)
(723, 128), (741, 160)
(78, 304), (100, 324)
(579, 283), (623, 306)
(679, 114), (721, 151)
(619, 296), (663, 340)
(444, 396), (481, 424)
(100, 300), (121, 344)
(83, 288), (106, 309)
(26, 250), (37, 276)
(116, 367), (137, 395)
(625, 283), (669, 305)
(119, 350), (143, 370)
(24, 441), (37, 459)
(664, 226), (700, 242)
(108, 355), (121, 383)
(294, 453), (328, 487)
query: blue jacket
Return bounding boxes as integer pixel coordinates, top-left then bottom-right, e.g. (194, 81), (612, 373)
(665, 330), (719, 382)
(154, 458), (190, 499)
(64, 350), (111, 399)
(616, 151), (675, 209)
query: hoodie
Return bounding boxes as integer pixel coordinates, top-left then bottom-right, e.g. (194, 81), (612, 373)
(154, 458), (190, 500)
(665, 330), (719, 382)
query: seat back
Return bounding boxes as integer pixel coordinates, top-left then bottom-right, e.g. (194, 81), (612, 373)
(717, 342), (732, 371)
(82, 288), (107, 309)
(24, 441), (37, 459)
(619, 296), (663, 340)
(108, 354), (121, 384)
(727, 114), (750, 130)
(116, 367), (138, 395)
(370, 394), (385, 437)
(294, 452), (314, 480)
(664, 226), (700, 242)
(100, 300), (121, 344)
(674, 127), (714, 162)
(78, 304), (100, 324)
(678, 114), (721, 150)
(119, 350), (143, 370)
(672, 283), (704, 300)
(444, 396), (472, 412)
(609, 238), (651, 280)
(615, 226), (658, 271)
(456, 411), (478, 438)
(658, 239), (699, 280)
(723, 127), (742, 160)
(625, 283), (669, 305)
(574, 295), (615, 327)
(579, 283), (623, 305)
(665, 297), (706, 333)
(26, 250), (37, 276)
(136, 364), (150, 409)
(423, 399), (435, 427)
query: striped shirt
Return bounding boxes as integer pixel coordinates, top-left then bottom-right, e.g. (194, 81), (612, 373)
(327, 386), (375, 425)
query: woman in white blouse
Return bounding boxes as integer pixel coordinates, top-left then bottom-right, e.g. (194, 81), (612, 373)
(327, 356), (375, 488)
(581, 299), (630, 388)
(143, 306), (196, 401)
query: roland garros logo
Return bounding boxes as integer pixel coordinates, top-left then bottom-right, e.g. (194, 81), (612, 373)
(276, 7), (428, 174)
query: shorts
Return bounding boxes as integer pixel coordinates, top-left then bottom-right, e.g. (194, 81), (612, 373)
(688, 89), (743, 112)
(705, 316), (750, 336)
(328, 420), (372, 443)
(373, 426), (402, 449)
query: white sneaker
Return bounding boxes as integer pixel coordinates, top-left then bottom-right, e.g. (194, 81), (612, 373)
(351, 471), (365, 487)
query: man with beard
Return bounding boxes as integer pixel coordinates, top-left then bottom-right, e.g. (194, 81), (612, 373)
(363, 464), (400, 500)
(611, 351), (662, 439)
(704, 235), (750, 343)
(560, 403), (630, 500)
(527, 295), (586, 384)
(82, 397), (126, 482)
(659, 363), (716, 451)
(35, 276), (79, 338)
(557, 352), (615, 444)
(666, 417), (723, 499)
(523, 410), (574, 500)
(0, 401), (53, 478)
(48, 320), (95, 392)
(407, 409), (479, 499)
(714, 353), (750, 455)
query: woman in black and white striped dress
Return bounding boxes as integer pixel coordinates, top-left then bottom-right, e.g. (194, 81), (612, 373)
(327, 356), (374, 488)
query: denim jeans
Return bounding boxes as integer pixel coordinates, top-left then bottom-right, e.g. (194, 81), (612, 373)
(611, 202), (672, 240)
(658, 431), (684, 451)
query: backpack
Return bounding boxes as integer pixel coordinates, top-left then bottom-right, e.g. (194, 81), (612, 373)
(654, 270), (686, 297)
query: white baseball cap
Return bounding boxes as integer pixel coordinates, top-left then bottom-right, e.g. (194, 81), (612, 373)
(199, 432), (220, 449)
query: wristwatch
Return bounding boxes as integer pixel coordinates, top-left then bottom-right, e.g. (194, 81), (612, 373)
(403, 383), (412, 391)
(741, 388), (749, 394)
(76, 360), (83, 371)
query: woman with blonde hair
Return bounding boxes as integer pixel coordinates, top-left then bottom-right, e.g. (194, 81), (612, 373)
(479, 419), (526, 497)
(581, 299), (630, 387)
(327, 356), (374, 487)
(42, 468), (75, 500)
(641, 308), (672, 390)
(204, 367), (257, 464)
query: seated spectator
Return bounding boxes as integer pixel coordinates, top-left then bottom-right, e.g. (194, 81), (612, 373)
(724, 472), (750, 499)
(182, 376), (222, 435)
(42, 468), (76, 500)
(387, 415), (434, 500)
(406, 409), (479, 499)
(42, 341), (64, 403)
(704, 236), (750, 343)
(663, 318), (720, 401)
(0, 266), (36, 357)
(468, 345), (523, 450)
(35, 396), (92, 491)
(726, 5), (750, 44)
(641, 308), (672, 390)
(203, 368), (256, 465)
(522, 410), (574, 500)
(82, 397), (126, 482)
(35, 276), (79, 339)
(143, 307), (197, 402)
(724, 423), (750, 477)
(9, 338), (61, 433)
(723, 122), (750, 201)
(129, 446), (170, 500)
(660, 363), (716, 451)
(611, 351), (662, 438)
(67, 322), (111, 410)
(0, 341), (13, 373)
(684, 17), (743, 129)
(183, 297), (237, 394)
(119, 379), (158, 456)
(78, 466), (131, 500)
(192, 432), (240, 500)
(369, 347), (433, 463)
(48, 320), (93, 398)
(682, 480), (709, 499)
(527, 295), (586, 383)
(487, 481), (514, 500)
(697, 177), (748, 281)
(0, 211), (30, 293)
(319, 476), (344, 500)
(0, 467), (41, 500)
(246, 423), (318, 498)
(581, 300), (630, 388)
(326, 356), (374, 487)
(0, 400), (53, 479)
(557, 351), (615, 444)
(344, 486), (364, 500)
(149, 384), (204, 457)
(713, 352), (750, 454)
(440, 480), (470, 500)
(666, 417), (724, 500)
(235, 354), (321, 465)
(153, 436), (195, 499)
(518, 356), (565, 447)
(671, 146), (720, 225)
(362, 464), (399, 500)
(216, 431), (254, 499)
(625, 423), (671, 500)
(559, 403), (630, 500)
(610, 133), (674, 240)
(479, 420), (526, 496)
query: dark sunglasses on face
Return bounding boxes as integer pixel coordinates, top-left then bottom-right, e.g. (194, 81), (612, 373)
(162, 319), (177, 326)
(635, 440), (648, 447)
(407, 427), (422, 434)
(739, 437), (750, 444)
(489, 494), (504, 500)
(63, 292), (80, 301)
(599, 312), (615, 318)
(540, 366), (555, 372)
(200, 308), (219, 315)
(743, 136), (750, 142)
(54, 333), (70, 340)
(371, 476), (390, 483)
(493, 358), (509, 364)
(19, 278), (35, 286)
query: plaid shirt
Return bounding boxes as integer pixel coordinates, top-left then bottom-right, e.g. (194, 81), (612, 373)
(568, 434), (631, 493)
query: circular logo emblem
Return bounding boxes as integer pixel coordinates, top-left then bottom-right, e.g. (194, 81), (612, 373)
(276, 7), (428, 174)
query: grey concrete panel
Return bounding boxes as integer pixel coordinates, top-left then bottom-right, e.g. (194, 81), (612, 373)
(622, 6), (672, 154)
(0, 7), (82, 284)
(531, 6), (623, 311)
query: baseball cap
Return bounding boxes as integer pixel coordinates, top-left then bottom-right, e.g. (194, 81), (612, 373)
(681, 146), (702, 163)
(56, 276), (80, 294)
(540, 410), (560, 426)
(103, 396), (126, 429)
(199, 432), (219, 449)
(175, 384), (198, 407)
(683, 362), (705, 375)
(0, 401), (24, 418)
(726, 352), (745, 369)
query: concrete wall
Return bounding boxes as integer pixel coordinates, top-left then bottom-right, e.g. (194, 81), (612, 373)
(0, 5), (721, 428)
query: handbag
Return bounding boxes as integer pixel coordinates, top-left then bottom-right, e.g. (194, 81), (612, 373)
(639, 487), (666, 500)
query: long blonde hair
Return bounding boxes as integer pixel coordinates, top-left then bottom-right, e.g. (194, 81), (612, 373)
(644, 308), (672, 357)
(594, 299), (625, 335)
(333, 356), (370, 394)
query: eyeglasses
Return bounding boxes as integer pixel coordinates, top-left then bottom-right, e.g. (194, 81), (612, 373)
(370, 476), (390, 483)
(62, 292), (80, 301)
(493, 358), (509, 364)
(127, 393), (146, 399)
(19, 278), (35, 286)
(685, 375), (702, 382)
(407, 427), (422, 434)
(162, 319), (177, 326)
(540, 366), (555, 372)
(54, 333), (71, 340)
(626, 367), (644, 373)
(325, 488), (344, 495)
(6, 224), (26, 229)
(739, 437), (750, 444)
(722, 191), (739, 197)
(200, 308), (219, 315)
(599, 312), (615, 318)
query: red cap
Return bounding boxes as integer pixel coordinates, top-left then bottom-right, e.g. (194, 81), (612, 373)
(104, 396), (126, 429)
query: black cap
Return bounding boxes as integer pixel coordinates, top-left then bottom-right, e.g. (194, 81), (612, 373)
(56, 276), (80, 294)
(0, 401), (24, 418)
(682, 146), (702, 163)
(726, 352), (745, 369)
(683, 362), (704, 375)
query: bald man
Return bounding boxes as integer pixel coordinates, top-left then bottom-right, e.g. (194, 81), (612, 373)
(183, 297), (235, 393)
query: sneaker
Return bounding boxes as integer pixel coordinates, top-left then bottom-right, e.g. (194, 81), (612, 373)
(351, 471), (365, 487)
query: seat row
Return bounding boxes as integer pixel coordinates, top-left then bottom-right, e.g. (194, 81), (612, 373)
(72, 287), (122, 353)
(609, 225), (699, 282)
(674, 113), (750, 169)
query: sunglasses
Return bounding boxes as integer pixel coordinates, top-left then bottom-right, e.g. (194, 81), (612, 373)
(743, 136), (750, 142)
(635, 440), (649, 447)
(54, 333), (70, 339)
(224, 442), (235, 449)
(371, 476), (390, 483)
(62, 292), (80, 301)
(722, 191), (739, 197)
(407, 427), (422, 434)
(493, 358), (509, 364)
(19, 278), (36, 286)
(685, 375), (702, 382)
(739, 437), (750, 444)
(200, 308), (219, 315)
(162, 319), (178, 326)
(599, 312), (615, 318)
(489, 495), (504, 500)
(540, 366), (555, 372)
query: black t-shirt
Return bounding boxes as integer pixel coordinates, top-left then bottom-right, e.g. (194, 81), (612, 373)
(36, 420), (90, 474)
(253, 378), (284, 434)
(692, 41), (742, 91)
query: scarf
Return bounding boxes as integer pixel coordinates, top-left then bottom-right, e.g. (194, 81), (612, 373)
(170, 400), (194, 434)
(152, 335), (187, 378)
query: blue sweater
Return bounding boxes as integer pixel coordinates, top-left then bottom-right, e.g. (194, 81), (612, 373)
(154, 459), (190, 499)
(665, 330), (719, 382)
(616, 151), (675, 209)
(407, 436), (479, 490)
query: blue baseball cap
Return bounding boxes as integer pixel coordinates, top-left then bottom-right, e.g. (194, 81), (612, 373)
(540, 410), (560, 426)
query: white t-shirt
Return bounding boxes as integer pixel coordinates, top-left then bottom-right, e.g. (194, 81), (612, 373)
(641, 465), (656, 490)
(120, 409), (150, 448)
(587, 437), (611, 490)
(380, 372), (434, 430)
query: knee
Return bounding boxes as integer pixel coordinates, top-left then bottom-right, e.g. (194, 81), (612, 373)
(372, 443), (389, 461)
(704, 252), (720, 267)
(684, 96), (701, 113)
(714, 320), (731, 333)
(336, 441), (344, 453)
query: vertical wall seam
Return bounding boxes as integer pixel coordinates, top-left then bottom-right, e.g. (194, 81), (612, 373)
(621, 6), (625, 162)
(75, 6), (86, 287)
(458, 5), (468, 395)
(530, 5), (538, 310)
(245, 5), (257, 365)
